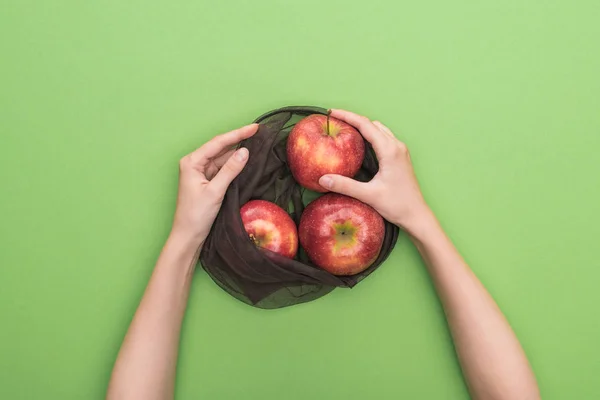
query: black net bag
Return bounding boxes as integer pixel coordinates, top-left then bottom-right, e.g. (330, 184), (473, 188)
(200, 106), (399, 309)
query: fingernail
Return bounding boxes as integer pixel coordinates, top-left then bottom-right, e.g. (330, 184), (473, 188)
(320, 176), (333, 189)
(235, 148), (249, 161)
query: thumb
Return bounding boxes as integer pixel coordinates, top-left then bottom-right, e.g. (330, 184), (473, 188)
(209, 147), (249, 195)
(319, 174), (368, 201)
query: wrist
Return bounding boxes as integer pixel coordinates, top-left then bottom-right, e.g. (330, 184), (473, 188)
(397, 206), (440, 241)
(166, 228), (205, 257)
(169, 223), (206, 246)
(155, 231), (203, 277)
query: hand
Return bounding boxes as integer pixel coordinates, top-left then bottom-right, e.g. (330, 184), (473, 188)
(318, 109), (432, 235)
(171, 124), (258, 245)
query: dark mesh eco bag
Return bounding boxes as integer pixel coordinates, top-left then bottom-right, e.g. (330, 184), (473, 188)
(200, 106), (399, 309)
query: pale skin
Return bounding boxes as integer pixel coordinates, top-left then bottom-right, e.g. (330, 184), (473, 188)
(107, 110), (540, 400)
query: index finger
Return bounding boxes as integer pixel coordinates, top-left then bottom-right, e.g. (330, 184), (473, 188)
(190, 123), (258, 165)
(329, 109), (388, 151)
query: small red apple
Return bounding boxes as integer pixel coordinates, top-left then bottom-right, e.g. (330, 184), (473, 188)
(299, 193), (384, 275)
(240, 200), (298, 259)
(287, 114), (365, 192)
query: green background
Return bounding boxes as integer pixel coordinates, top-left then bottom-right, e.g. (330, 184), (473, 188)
(1, 0), (599, 398)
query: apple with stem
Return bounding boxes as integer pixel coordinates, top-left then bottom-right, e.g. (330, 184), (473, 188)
(287, 114), (365, 192)
(240, 200), (298, 259)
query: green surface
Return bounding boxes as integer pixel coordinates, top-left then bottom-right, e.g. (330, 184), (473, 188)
(1, 1), (599, 399)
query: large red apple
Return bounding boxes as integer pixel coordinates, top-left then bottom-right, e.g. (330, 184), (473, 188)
(299, 194), (384, 275)
(287, 114), (365, 192)
(240, 200), (298, 259)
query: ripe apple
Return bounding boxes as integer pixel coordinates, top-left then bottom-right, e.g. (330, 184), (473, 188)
(287, 114), (365, 192)
(240, 200), (298, 259)
(299, 193), (384, 275)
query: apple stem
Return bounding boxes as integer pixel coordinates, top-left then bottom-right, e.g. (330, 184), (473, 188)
(249, 233), (259, 246)
(326, 112), (331, 136)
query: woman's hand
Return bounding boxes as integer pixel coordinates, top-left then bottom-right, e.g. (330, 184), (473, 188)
(171, 123), (258, 245)
(320, 110), (540, 400)
(318, 109), (431, 236)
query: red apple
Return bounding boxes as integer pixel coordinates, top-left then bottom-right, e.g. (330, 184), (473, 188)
(287, 114), (365, 192)
(240, 200), (298, 259)
(299, 193), (384, 275)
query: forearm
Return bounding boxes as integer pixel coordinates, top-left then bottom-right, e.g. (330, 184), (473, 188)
(107, 232), (201, 400)
(407, 211), (539, 400)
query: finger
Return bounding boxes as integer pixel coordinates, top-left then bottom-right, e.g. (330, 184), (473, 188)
(329, 109), (388, 153)
(203, 149), (235, 180)
(372, 120), (389, 133)
(209, 147), (249, 195)
(213, 145), (236, 160)
(372, 121), (395, 138)
(190, 124), (258, 166)
(319, 174), (370, 201)
(372, 121), (387, 133)
(213, 149), (235, 168)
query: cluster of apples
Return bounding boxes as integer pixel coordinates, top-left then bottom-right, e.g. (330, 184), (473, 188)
(240, 114), (385, 276)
